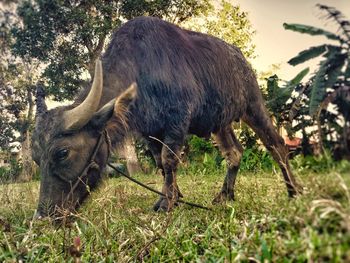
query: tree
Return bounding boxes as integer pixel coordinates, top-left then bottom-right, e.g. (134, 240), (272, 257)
(121, 0), (210, 24)
(183, 0), (256, 59)
(1, 5), (17, 150)
(12, 0), (211, 100)
(263, 69), (323, 157)
(10, 0), (211, 174)
(0, 4), (39, 181)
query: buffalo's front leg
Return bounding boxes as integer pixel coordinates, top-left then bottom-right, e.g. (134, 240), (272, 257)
(153, 137), (183, 212)
(147, 139), (165, 177)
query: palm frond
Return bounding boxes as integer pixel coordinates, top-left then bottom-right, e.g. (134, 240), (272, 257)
(283, 23), (341, 41)
(309, 52), (347, 115)
(344, 60), (350, 85)
(287, 67), (310, 86)
(317, 4), (350, 41)
(288, 45), (327, 66)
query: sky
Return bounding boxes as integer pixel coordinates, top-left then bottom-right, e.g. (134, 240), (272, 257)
(232, 0), (350, 79)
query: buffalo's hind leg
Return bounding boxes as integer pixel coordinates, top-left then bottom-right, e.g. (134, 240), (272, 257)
(212, 125), (243, 204)
(242, 103), (301, 197)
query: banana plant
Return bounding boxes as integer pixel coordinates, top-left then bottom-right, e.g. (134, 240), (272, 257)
(265, 67), (309, 137)
(283, 4), (350, 159)
(284, 5), (349, 115)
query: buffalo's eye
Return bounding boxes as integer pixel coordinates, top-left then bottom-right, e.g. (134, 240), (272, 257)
(54, 149), (69, 161)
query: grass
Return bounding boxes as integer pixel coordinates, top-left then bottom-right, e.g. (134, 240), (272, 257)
(0, 158), (350, 262)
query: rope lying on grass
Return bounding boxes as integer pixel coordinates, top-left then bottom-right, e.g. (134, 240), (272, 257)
(107, 163), (211, 211)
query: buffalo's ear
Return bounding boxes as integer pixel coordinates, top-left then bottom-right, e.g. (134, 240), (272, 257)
(89, 82), (137, 131)
(89, 99), (116, 131)
(114, 82), (137, 119)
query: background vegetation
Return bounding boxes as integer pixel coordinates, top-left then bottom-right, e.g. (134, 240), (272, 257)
(0, 1), (349, 262)
(265, 5), (350, 160)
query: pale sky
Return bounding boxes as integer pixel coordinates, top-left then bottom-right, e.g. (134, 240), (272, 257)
(233, 0), (350, 79)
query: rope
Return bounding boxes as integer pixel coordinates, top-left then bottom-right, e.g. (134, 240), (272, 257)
(107, 163), (211, 211)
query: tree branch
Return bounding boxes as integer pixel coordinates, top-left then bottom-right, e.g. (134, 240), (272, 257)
(86, 34), (107, 78)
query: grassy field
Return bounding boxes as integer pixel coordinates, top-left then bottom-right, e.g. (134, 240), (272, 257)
(0, 157), (350, 262)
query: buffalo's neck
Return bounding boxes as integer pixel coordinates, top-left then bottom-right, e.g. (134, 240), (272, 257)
(98, 60), (137, 108)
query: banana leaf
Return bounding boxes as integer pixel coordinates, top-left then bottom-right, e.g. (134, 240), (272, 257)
(309, 52), (347, 115)
(283, 23), (340, 41)
(286, 67), (310, 87)
(288, 45), (327, 66)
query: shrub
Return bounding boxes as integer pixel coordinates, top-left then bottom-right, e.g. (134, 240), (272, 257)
(0, 158), (22, 183)
(240, 147), (276, 172)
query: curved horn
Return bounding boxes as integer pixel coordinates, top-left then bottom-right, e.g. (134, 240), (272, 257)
(63, 59), (103, 130)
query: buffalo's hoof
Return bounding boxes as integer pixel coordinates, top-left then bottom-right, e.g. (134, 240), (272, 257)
(153, 197), (179, 212)
(288, 184), (303, 198)
(212, 190), (234, 204)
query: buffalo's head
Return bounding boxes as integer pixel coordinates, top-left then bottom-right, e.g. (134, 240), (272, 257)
(32, 60), (136, 219)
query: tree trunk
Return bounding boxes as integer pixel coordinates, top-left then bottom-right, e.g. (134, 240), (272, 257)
(123, 136), (142, 175)
(18, 129), (34, 182)
(316, 113), (324, 156)
(17, 88), (34, 182)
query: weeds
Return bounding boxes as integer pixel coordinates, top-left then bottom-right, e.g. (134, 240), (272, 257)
(0, 158), (349, 261)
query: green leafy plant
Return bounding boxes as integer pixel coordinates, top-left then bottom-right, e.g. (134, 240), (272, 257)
(186, 135), (275, 173)
(291, 150), (335, 173)
(270, 5), (350, 159)
(265, 68), (310, 136)
(240, 147), (276, 172)
(188, 135), (215, 155)
(283, 25), (348, 114)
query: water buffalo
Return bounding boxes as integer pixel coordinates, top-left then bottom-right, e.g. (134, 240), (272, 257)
(32, 16), (300, 218)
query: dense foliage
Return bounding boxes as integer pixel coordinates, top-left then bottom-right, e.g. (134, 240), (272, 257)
(277, 5), (350, 158)
(184, 0), (256, 59)
(11, 0), (211, 101)
(0, 6), (37, 152)
(265, 5), (350, 159)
